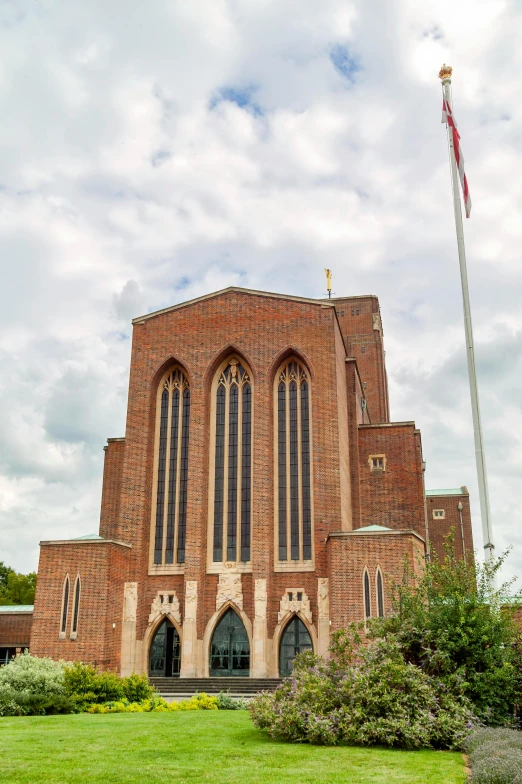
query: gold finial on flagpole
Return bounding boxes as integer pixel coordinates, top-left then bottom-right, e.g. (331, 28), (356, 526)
(324, 268), (332, 298)
(439, 63), (452, 83)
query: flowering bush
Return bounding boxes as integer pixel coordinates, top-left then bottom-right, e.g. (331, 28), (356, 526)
(86, 693), (218, 713)
(465, 727), (522, 783)
(249, 634), (476, 750)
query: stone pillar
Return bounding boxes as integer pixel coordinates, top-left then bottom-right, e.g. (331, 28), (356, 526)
(120, 582), (138, 675)
(317, 578), (330, 657)
(180, 580), (198, 677)
(252, 579), (268, 677)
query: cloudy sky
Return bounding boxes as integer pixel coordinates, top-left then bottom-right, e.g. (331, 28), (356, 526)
(1, 0), (521, 587)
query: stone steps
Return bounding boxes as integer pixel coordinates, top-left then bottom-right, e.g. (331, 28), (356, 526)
(149, 677), (282, 696)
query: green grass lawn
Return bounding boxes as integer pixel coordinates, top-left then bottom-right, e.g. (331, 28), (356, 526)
(0, 711), (466, 784)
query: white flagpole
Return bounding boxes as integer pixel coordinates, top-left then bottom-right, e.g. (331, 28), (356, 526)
(439, 64), (494, 562)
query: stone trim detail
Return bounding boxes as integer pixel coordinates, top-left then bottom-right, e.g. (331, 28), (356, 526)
(148, 591), (181, 626)
(278, 588), (312, 624)
(216, 563), (243, 611)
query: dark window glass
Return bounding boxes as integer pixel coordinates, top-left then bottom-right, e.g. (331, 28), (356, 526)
(364, 571), (371, 618)
(240, 384), (251, 562)
(289, 380), (299, 560)
(154, 388), (169, 564)
(213, 385), (226, 561)
(227, 385), (239, 561)
(165, 389), (180, 564)
(301, 381), (312, 560)
(210, 608), (250, 677)
(149, 619), (181, 677)
(61, 577), (69, 634)
(279, 616), (313, 676)
(377, 570), (384, 617)
(177, 389), (190, 564)
(278, 381), (287, 560)
(72, 577), (81, 633)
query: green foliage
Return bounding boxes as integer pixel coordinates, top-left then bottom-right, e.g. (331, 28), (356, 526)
(85, 693), (219, 713)
(370, 537), (522, 726)
(0, 651), (66, 695)
(215, 691), (248, 710)
(465, 727), (522, 783)
(0, 567), (36, 605)
(249, 635), (476, 750)
(63, 662), (155, 709)
(122, 673), (155, 703)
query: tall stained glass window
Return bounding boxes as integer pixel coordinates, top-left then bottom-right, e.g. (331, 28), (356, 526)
(152, 368), (191, 566)
(71, 575), (81, 635)
(212, 358), (252, 563)
(276, 358), (313, 563)
(60, 575), (69, 637)
(364, 570), (371, 619)
(376, 569), (384, 618)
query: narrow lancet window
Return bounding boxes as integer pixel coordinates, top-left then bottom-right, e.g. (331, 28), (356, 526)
(71, 575), (81, 636)
(364, 570), (371, 619)
(212, 358), (252, 564)
(275, 358), (313, 564)
(60, 576), (69, 637)
(152, 368), (191, 567)
(376, 569), (384, 618)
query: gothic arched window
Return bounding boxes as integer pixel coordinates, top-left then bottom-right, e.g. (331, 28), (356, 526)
(71, 574), (81, 638)
(211, 357), (252, 564)
(275, 358), (313, 564)
(363, 569), (371, 620)
(151, 367), (190, 567)
(59, 575), (69, 639)
(376, 568), (384, 618)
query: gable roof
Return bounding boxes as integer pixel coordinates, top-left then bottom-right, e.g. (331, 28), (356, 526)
(131, 286), (340, 325)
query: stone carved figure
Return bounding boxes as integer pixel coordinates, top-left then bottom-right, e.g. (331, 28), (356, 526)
(278, 589), (312, 623)
(372, 312), (381, 332)
(123, 582), (138, 623)
(254, 579), (267, 620)
(184, 581), (198, 620)
(317, 578), (329, 620)
(148, 591), (180, 625)
(216, 563), (243, 611)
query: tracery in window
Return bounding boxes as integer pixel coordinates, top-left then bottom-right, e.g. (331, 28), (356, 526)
(152, 367), (191, 567)
(276, 358), (313, 563)
(363, 569), (371, 619)
(60, 575), (69, 638)
(212, 358), (252, 564)
(376, 568), (384, 618)
(71, 574), (81, 637)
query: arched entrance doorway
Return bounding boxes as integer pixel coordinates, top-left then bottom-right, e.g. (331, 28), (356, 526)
(149, 619), (181, 677)
(279, 615), (313, 676)
(210, 608), (250, 676)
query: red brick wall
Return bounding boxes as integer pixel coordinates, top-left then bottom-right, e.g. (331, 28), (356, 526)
(30, 542), (130, 670)
(328, 296), (389, 424)
(426, 490), (474, 563)
(0, 612), (33, 647)
(99, 439), (125, 540)
(119, 290), (352, 644)
(358, 423), (425, 537)
(327, 531), (425, 631)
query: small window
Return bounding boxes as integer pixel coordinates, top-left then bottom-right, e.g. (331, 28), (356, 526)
(376, 570), (384, 618)
(60, 576), (70, 639)
(288, 592), (293, 601)
(363, 570), (371, 619)
(369, 455), (386, 471)
(297, 592), (303, 602)
(356, 309), (360, 315)
(361, 345), (366, 353)
(71, 575), (81, 638)
(433, 509), (445, 519)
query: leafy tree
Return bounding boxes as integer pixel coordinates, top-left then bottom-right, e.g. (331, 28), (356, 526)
(370, 534), (522, 726)
(0, 568), (37, 605)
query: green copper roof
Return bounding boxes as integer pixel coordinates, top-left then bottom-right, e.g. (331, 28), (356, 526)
(426, 488), (466, 497)
(0, 605), (34, 613)
(72, 534), (104, 540)
(354, 525), (392, 532)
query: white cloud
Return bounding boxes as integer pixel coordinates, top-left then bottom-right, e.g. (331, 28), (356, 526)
(0, 0), (521, 589)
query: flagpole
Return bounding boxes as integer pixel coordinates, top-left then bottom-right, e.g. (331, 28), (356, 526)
(439, 64), (494, 561)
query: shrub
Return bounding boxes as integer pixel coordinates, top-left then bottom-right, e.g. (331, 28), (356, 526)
(465, 728), (522, 784)
(372, 540), (522, 726)
(63, 662), (153, 705)
(122, 673), (154, 703)
(85, 693), (219, 714)
(0, 652), (65, 696)
(215, 692), (248, 710)
(249, 636), (476, 750)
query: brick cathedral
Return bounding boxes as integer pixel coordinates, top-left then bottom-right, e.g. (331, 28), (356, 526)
(1, 287), (474, 676)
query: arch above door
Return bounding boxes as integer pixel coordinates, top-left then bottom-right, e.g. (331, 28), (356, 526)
(209, 607), (250, 677)
(279, 614), (313, 677)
